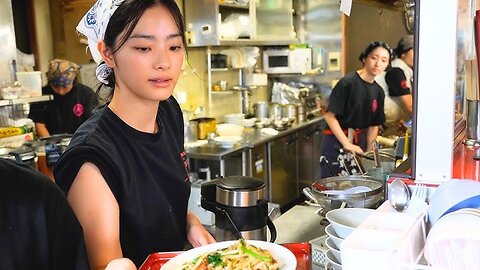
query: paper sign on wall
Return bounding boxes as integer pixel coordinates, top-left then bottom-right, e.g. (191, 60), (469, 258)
(340, 0), (352, 16)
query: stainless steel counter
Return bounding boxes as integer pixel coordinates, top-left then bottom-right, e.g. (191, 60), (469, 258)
(185, 116), (325, 160)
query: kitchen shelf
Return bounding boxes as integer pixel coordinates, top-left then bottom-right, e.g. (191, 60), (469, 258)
(0, 95), (53, 107)
(219, 2), (249, 9)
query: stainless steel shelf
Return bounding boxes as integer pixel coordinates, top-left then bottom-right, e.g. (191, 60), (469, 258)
(0, 95), (53, 107)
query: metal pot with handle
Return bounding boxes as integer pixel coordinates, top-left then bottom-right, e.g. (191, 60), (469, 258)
(303, 175), (384, 215)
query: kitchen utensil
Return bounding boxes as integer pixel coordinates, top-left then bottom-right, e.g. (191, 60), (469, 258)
(360, 149), (396, 171)
(352, 154), (366, 174)
(405, 183), (428, 216)
(372, 141), (381, 168)
(200, 176), (277, 242)
(302, 187), (319, 204)
(310, 175), (384, 210)
(253, 102), (269, 119)
(322, 186), (372, 196)
(183, 122), (197, 143)
(402, 129), (409, 161)
(388, 178), (411, 212)
(319, 156), (335, 177)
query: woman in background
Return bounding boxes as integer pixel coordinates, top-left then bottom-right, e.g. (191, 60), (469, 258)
(379, 35), (414, 136)
(320, 41), (392, 177)
(28, 59), (98, 137)
(54, 0), (215, 269)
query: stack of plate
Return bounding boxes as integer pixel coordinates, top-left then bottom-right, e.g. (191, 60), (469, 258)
(425, 208), (480, 269)
(223, 113), (245, 125)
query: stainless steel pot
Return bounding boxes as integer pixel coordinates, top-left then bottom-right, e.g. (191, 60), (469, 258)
(184, 122), (198, 143)
(282, 104), (298, 121)
(253, 102), (269, 120)
(269, 103), (282, 120)
(304, 175), (384, 214)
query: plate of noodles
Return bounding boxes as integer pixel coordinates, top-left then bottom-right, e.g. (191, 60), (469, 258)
(161, 239), (297, 270)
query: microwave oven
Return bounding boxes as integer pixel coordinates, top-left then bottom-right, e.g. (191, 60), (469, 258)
(263, 48), (312, 74)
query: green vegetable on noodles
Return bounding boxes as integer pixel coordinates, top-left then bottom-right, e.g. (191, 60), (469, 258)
(240, 240), (273, 263)
(207, 253), (223, 267)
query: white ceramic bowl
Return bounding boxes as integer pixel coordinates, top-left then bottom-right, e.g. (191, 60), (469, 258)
(216, 123), (244, 137)
(325, 208), (375, 239)
(326, 249), (343, 270)
(213, 136), (242, 148)
(325, 224), (344, 249)
(428, 179), (480, 226)
(425, 208), (480, 269)
(325, 237), (342, 263)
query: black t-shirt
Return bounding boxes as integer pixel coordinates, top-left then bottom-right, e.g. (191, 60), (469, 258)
(0, 159), (89, 270)
(327, 71), (385, 129)
(28, 83), (98, 135)
(385, 67), (411, 97)
(54, 97), (190, 267)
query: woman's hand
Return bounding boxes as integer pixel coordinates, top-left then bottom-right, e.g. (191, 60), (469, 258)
(105, 258), (137, 270)
(186, 212), (216, 247)
(343, 142), (364, 155)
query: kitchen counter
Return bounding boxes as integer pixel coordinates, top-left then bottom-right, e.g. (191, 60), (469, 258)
(272, 205), (325, 244)
(185, 116), (325, 160)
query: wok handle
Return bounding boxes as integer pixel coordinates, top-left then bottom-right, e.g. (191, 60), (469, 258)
(302, 187), (318, 203)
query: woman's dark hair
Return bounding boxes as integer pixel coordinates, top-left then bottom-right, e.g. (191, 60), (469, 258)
(97, 0), (186, 100)
(358, 41), (393, 63)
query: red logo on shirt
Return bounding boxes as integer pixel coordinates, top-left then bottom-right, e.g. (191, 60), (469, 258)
(73, 103), (84, 117)
(372, 99), (378, 112)
(400, 79), (408, 89)
(180, 151), (190, 182)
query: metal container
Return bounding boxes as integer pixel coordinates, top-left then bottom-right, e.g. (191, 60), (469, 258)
(282, 104), (298, 122)
(466, 99), (480, 141)
(306, 175), (385, 213)
(201, 176), (277, 242)
(269, 103), (282, 120)
(190, 118), (216, 140)
(253, 102), (269, 119)
(184, 122), (198, 143)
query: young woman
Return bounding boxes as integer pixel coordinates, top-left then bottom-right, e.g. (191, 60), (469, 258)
(320, 41), (392, 177)
(54, 0), (215, 268)
(381, 35), (414, 136)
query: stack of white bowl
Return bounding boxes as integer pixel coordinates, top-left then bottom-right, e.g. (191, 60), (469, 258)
(223, 113), (245, 125)
(324, 208), (375, 270)
(424, 179), (480, 270)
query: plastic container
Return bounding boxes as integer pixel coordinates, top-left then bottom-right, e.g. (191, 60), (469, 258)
(16, 71), (42, 97)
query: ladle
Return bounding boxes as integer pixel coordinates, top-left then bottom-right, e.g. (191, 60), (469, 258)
(322, 186), (372, 195)
(388, 178), (411, 211)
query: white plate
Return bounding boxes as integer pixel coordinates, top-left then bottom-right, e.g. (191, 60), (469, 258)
(161, 240), (297, 270)
(213, 136), (242, 147)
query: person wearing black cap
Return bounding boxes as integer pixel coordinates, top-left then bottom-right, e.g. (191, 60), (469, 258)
(320, 41), (392, 177)
(28, 59), (98, 137)
(376, 35), (414, 136)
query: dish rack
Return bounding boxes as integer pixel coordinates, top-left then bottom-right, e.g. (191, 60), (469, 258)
(310, 234), (329, 267)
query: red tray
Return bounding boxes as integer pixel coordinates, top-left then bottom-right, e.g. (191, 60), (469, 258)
(139, 242), (311, 270)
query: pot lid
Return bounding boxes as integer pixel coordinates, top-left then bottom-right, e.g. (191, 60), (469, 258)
(216, 176), (265, 191)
